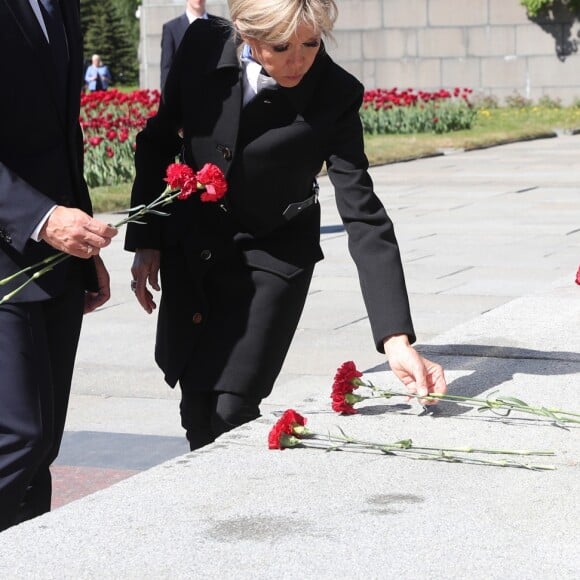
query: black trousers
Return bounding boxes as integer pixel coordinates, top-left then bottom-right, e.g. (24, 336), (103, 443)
(0, 269), (84, 531)
(178, 263), (314, 451)
(179, 391), (262, 451)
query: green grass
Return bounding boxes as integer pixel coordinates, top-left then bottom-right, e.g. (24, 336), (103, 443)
(89, 106), (580, 214)
(364, 106), (580, 165)
(90, 183), (133, 214)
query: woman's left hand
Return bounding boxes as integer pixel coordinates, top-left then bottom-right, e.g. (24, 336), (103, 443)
(131, 248), (161, 314)
(383, 334), (447, 404)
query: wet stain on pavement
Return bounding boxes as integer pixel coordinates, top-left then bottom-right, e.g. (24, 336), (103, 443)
(363, 493), (425, 515)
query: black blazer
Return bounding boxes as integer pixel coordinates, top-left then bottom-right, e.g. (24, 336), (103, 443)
(0, 0), (96, 302)
(126, 18), (415, 351)
(160, 13), (219, 89)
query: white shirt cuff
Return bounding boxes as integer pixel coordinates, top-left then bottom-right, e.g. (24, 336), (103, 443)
(31, 205), (57, 242)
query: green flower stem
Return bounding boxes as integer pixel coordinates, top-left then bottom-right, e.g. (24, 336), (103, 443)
(0, 188), (181, 305)
(0, 252), (64, 288)
(0, 252), (70, 305)
(310, 431), (555, 457)
(355, 379), (580, 424)
(293, 434), (555, 471)
(110, 189), (180, 229)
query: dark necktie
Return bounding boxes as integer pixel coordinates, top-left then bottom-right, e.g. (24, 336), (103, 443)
(38, 0), (69, 104)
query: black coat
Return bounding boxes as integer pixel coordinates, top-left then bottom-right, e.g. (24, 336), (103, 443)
(0, 0), (96, 302)
(126, 18), (415, 389)
(160, 13), (219, 89)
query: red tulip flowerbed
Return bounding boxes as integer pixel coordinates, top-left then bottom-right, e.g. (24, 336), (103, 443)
(80, 87), (476, 189)
(360, 87), (476, 135)
(80, 88), (160, 188)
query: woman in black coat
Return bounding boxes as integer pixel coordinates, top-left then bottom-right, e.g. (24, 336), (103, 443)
(125, 0), (447, 450)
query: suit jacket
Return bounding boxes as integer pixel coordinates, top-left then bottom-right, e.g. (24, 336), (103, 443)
(0, 0), (96, 302)
(160, 13), (219, 89)
(126, 18), (415, 356)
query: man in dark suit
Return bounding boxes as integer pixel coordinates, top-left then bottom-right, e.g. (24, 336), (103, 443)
(0, 0), (117, 532)
(160, 0), (218, 89)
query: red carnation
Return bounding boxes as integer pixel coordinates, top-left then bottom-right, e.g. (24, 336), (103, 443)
(331, 395), (358, 415)
(576, 265), (580, 286)
(331, 361), (363, 414)
(196, 163), (228, 203)
(164, 163), (197, 200)
(268, 409), (307, 450)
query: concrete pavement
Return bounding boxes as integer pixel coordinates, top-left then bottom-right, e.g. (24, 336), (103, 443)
(67, 132), (579, 436)
(0, 134), (578, 578)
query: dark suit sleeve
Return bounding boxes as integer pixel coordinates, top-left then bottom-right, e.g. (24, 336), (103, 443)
(325, 80), (416, 351)
(160, 22), (176, 89)
(0, 163), (56, 253)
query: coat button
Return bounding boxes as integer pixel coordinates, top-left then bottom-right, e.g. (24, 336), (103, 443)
(200, 249), (212, 261)
(217, 145), (232, 161)
(192, 312), (203, 324)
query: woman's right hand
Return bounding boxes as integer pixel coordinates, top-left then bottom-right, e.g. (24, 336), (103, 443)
(131, 249), (161, 314)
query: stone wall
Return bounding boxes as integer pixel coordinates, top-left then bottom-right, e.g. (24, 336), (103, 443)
(139, 0), (580, 103)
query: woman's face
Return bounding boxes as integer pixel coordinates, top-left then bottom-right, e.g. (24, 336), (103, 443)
(246, 22), (321, 88)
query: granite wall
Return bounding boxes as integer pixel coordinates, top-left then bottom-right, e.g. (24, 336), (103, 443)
(139, 0), (580, 103)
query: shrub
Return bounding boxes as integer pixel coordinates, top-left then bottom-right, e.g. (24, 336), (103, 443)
(537, 95), (563, 109)
(470, 93), (500, 110)
(504, 92), (533, 109)
(520, 0), (580, 17)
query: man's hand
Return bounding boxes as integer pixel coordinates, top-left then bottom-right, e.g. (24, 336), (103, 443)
(40, 206), (117, 258)
(383, 334), (447, 405)
(131, 249), (161, 314)
(84, 255), (111, 313)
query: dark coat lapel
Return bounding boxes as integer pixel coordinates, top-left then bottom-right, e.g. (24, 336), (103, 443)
(190, 35), (243, 178)
(3, 0), (47, 48)
(176, 14), (189, 40)
(3, 0), (68, 126)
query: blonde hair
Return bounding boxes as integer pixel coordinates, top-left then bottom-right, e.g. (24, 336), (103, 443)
(229, 0), (338, 44)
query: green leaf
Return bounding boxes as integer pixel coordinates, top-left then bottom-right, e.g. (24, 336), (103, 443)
(497, 396), (530, 407)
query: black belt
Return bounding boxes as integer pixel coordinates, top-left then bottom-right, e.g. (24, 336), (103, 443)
(282, 182), (320, 221)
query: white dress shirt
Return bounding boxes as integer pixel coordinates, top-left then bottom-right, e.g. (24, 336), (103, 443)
(28, 0), (58, 241)
(185, 9), (208, 24)
(28, 0), (49, 41)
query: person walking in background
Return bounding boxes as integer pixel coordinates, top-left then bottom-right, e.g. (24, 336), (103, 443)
(84, 53), (112, 92)
(126, 0), (447, 452)
(160, 0), (219, 89)
(0, 0), (117, 532)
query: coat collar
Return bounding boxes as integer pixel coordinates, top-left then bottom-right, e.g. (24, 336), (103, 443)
(215, 38), (329, 114)
(280, 43), (329, 114)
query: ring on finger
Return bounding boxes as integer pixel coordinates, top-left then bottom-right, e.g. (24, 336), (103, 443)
(130, 279), (137, 292)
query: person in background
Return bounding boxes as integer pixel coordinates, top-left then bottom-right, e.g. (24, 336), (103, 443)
(126, 0), (447, 452)
(160, 0), (219, 89)
(84, 53), (112, 92)
(0, 0), (117, 532)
